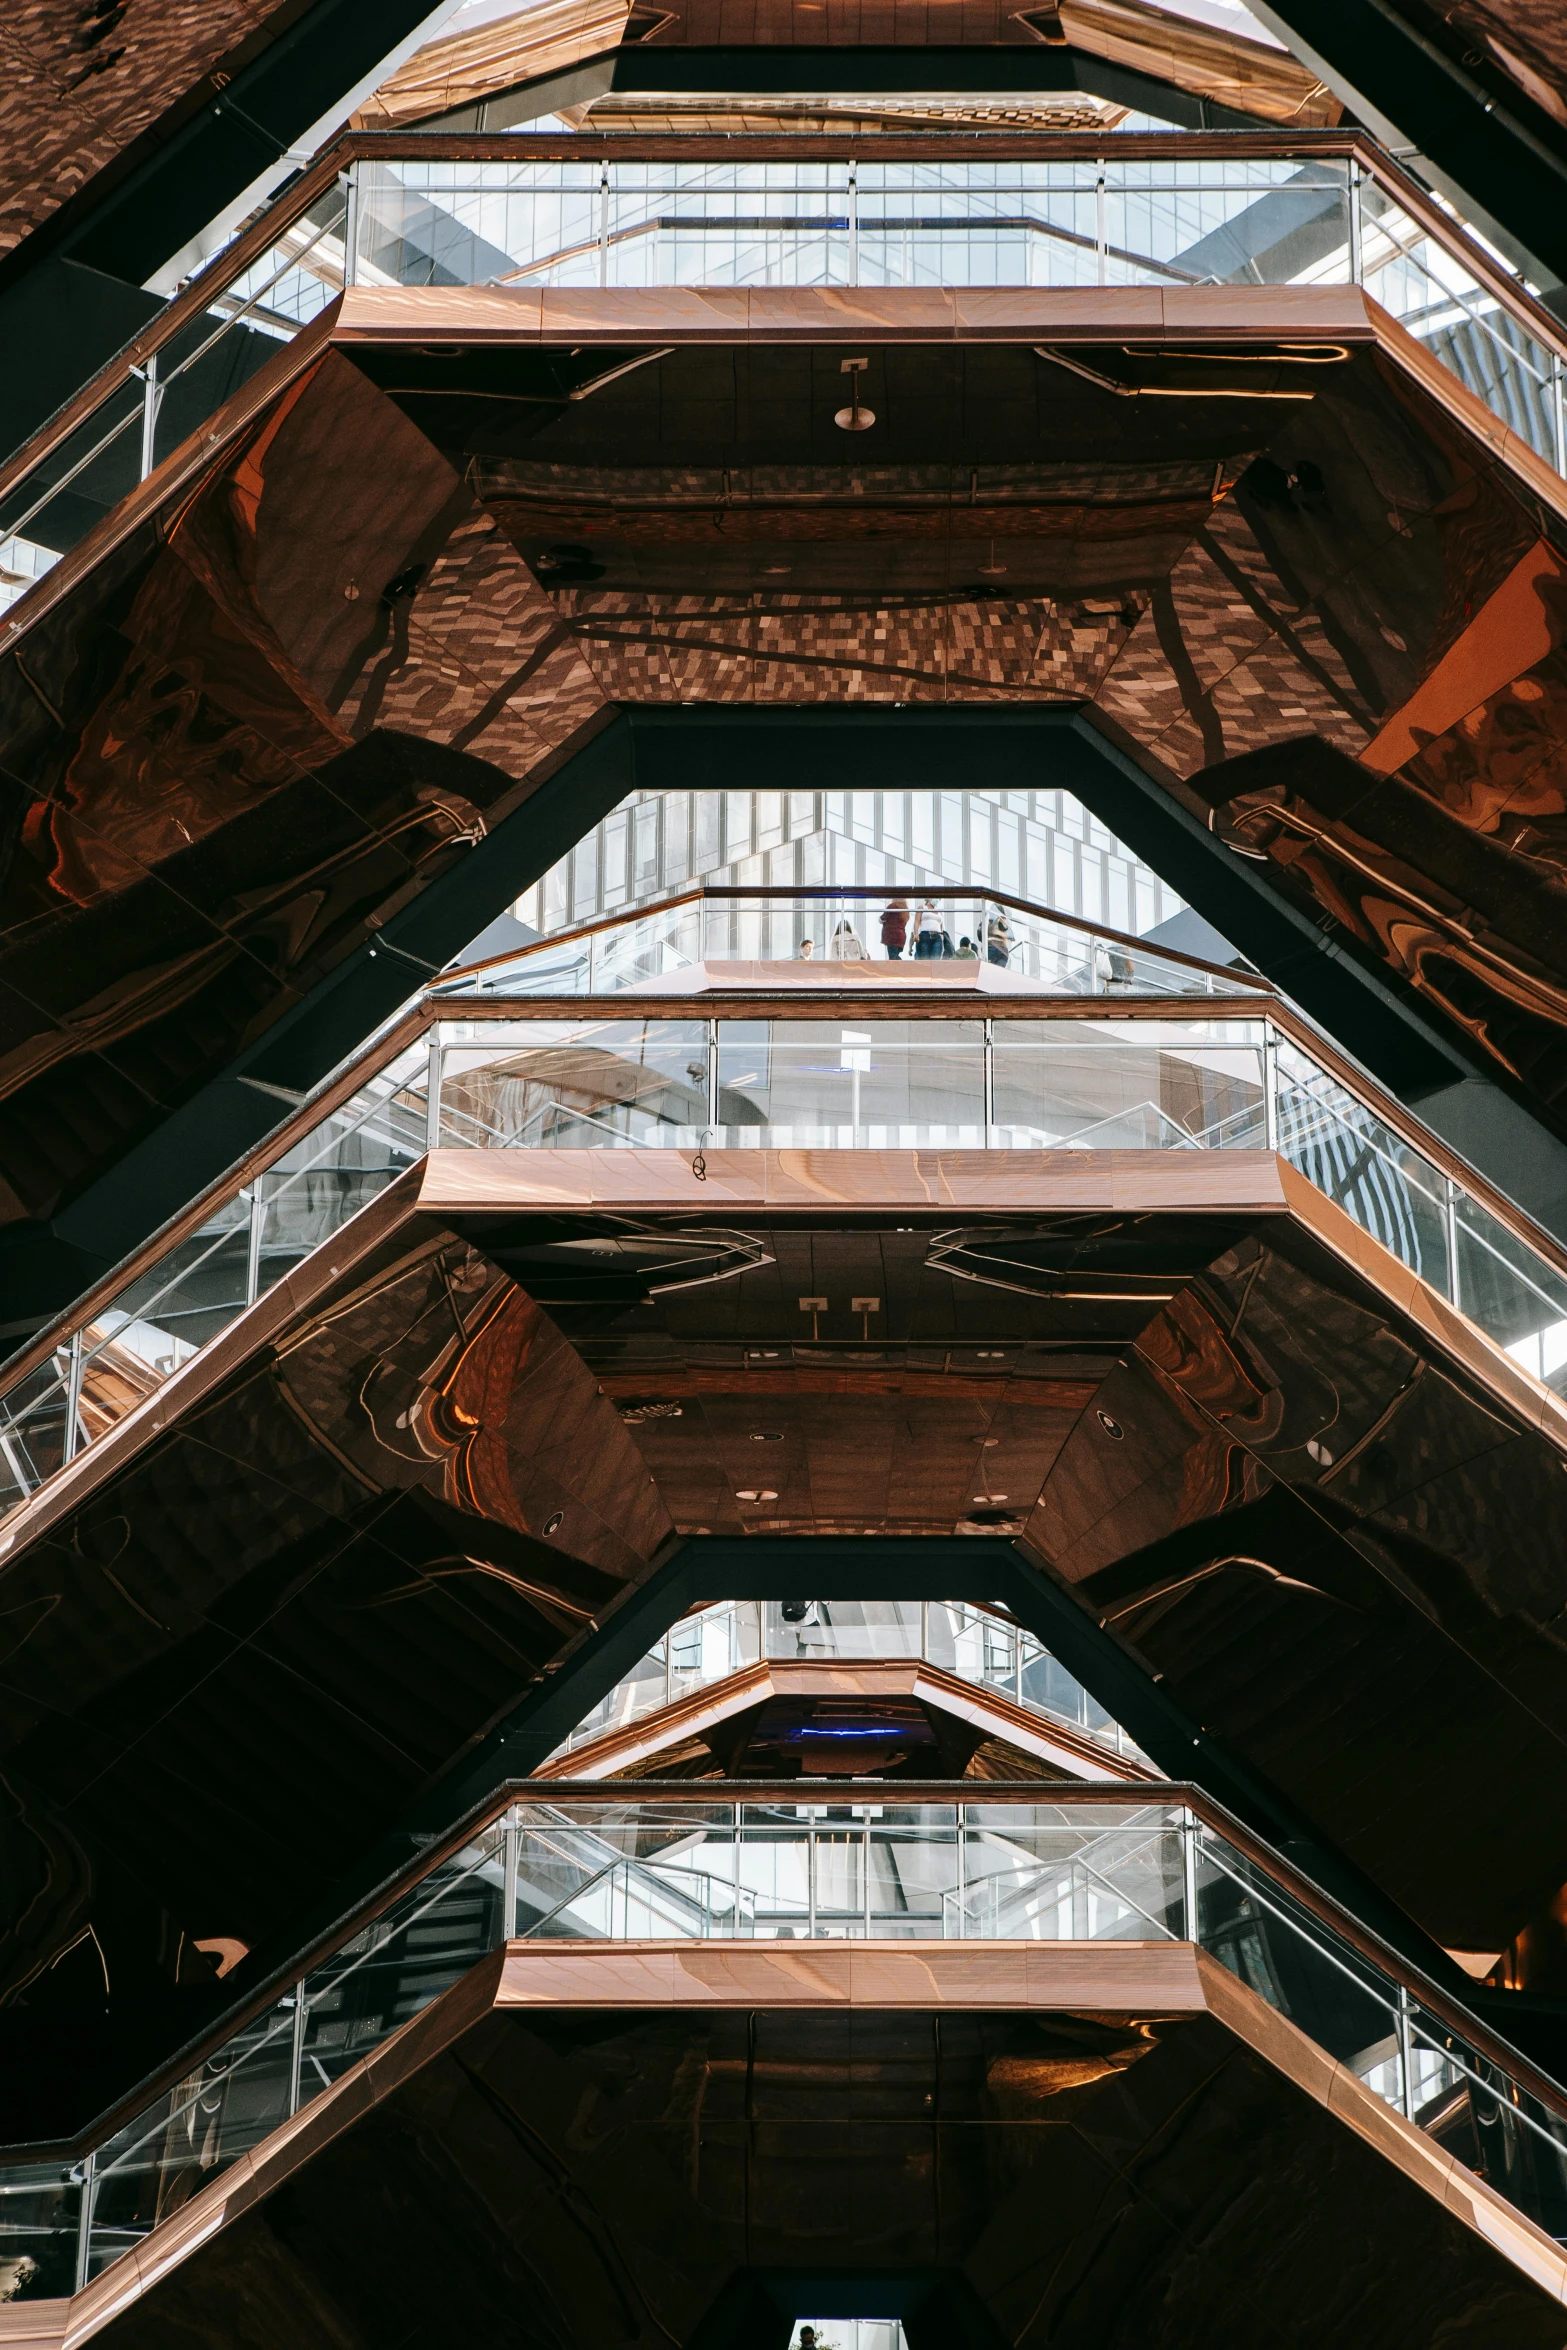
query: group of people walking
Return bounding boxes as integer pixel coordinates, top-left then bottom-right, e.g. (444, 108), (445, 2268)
(801, 898), (1013, 965)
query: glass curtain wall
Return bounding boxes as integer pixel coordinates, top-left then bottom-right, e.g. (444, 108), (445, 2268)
(513, 789), (1186, 947)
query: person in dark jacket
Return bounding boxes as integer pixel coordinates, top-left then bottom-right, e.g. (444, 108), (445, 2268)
(880, 898), (909, 958)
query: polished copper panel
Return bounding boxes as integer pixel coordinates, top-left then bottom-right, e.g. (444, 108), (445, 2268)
(39, 1941), (1567, 2347)
(0, 0), (284, 262)
(0, 344), (606, 1226)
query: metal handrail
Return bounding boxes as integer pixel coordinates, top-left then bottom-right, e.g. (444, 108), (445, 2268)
(3, 124), (1566, 576)
(7, 1778), (1565, 2175)
(5, 982), (1567, 1515)
(434, 881), (1251, 991)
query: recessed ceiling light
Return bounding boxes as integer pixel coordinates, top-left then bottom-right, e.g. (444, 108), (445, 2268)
(1097, 1411), (1124, 1440)
(543, 1510), (565, 1535)
(751, 1431), (784, 1441)
(973, 1493), (1009, 1503)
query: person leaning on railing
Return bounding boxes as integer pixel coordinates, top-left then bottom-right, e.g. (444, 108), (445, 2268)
(880, 897), (909, 959)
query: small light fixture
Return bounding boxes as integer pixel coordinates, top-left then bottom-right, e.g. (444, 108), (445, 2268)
(543, 1510), (565, 1535)
(1097, 1411), (1124, 1440)
(835, 357), (875, 433)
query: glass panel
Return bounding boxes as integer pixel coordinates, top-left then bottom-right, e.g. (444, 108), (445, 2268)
(991, 1021), (1265, 1148)
(1359, 180), (1559, 464)
(355, 159), (1351, 303)
(716, 1019), (985, 1145)
(1193, 1830), (1567, 2241)
(453, 896), (1247, 996)
(256, 1050), (428, 1288)
(298, 1840), (505, 2101)
(0, 2166), (79, 2303)
(1456, 1195), (1567, 1384)
(510, 1802), (1185, 1944)
(87, 1997), (297, 2280)
(437, 1018), (712, 1147)
(1272, 1040), (1451, 1289)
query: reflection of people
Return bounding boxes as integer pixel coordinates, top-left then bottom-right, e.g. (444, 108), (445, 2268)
(985, 908), (1012, 967)
(1091, 938), (1113, 991)
(955, 934), (978, 959)
(830, 917), (866, 958)
(798, 938), (816, 960)
(880, 898), (909, 958)
(913, 898), (943, 959)
(1108, 943), (1135, 990)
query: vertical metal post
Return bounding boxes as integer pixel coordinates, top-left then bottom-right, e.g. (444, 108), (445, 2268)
(1095, 161), (1107, 285)
(1014, 1626), (1022, 1704)
(599, 158), (610, 286)
(1445, 1178), (1462, 1311)
(1396, 1985), (1416, 2119)
(848, 157), (859, 287)
(502, 1806), (520, 1942)
(61, 1329), (85, 1465)
(1262, 1029), (1278, 1154)
(1181, 1812), (1199, 1943)
(708, 1018), (720, 1132)
(1347, 160), (1362, 286)
(246, 1185), (264, 1306)
(424, 1032), (443, 1155)
(1553, 350), (1566, 480)
(342, 166), (359, 288)
(983, 1017), (995, 1143)
(73, 2151), (96, 2291)
(863, 1814), (872, 1937)
(807, 1815), (817, 1939)
(288, 1981), (306, 2116)
(920, 1597), (929, 1663)
(137, 355), (162, 481)
(732, 1800), (742, 1936)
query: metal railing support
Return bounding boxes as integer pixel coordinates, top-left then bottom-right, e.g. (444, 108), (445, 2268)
(1396, 1985), (1417, 2119)
(1182, 1813), (1199, 1941)
(288, 1982), (306, 2116)
(342, 166), (359, 286)
(61, 1329), (84, 1466)
(502, 1807), (520, 1941)
(424, 1033), (443, 1154)
(136, 356), (162, 481)
(73, 2151), (95, 2292)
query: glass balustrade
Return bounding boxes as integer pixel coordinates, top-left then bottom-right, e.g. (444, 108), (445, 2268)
(4, 139), (1565, 574)
(5, 1792), (1564, 2300)
(553, 1598), (1144, 1762)
(353, 154), (1567, 471)
(6, 957), (1567, 1522)
(457, 894), (1255, 996)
